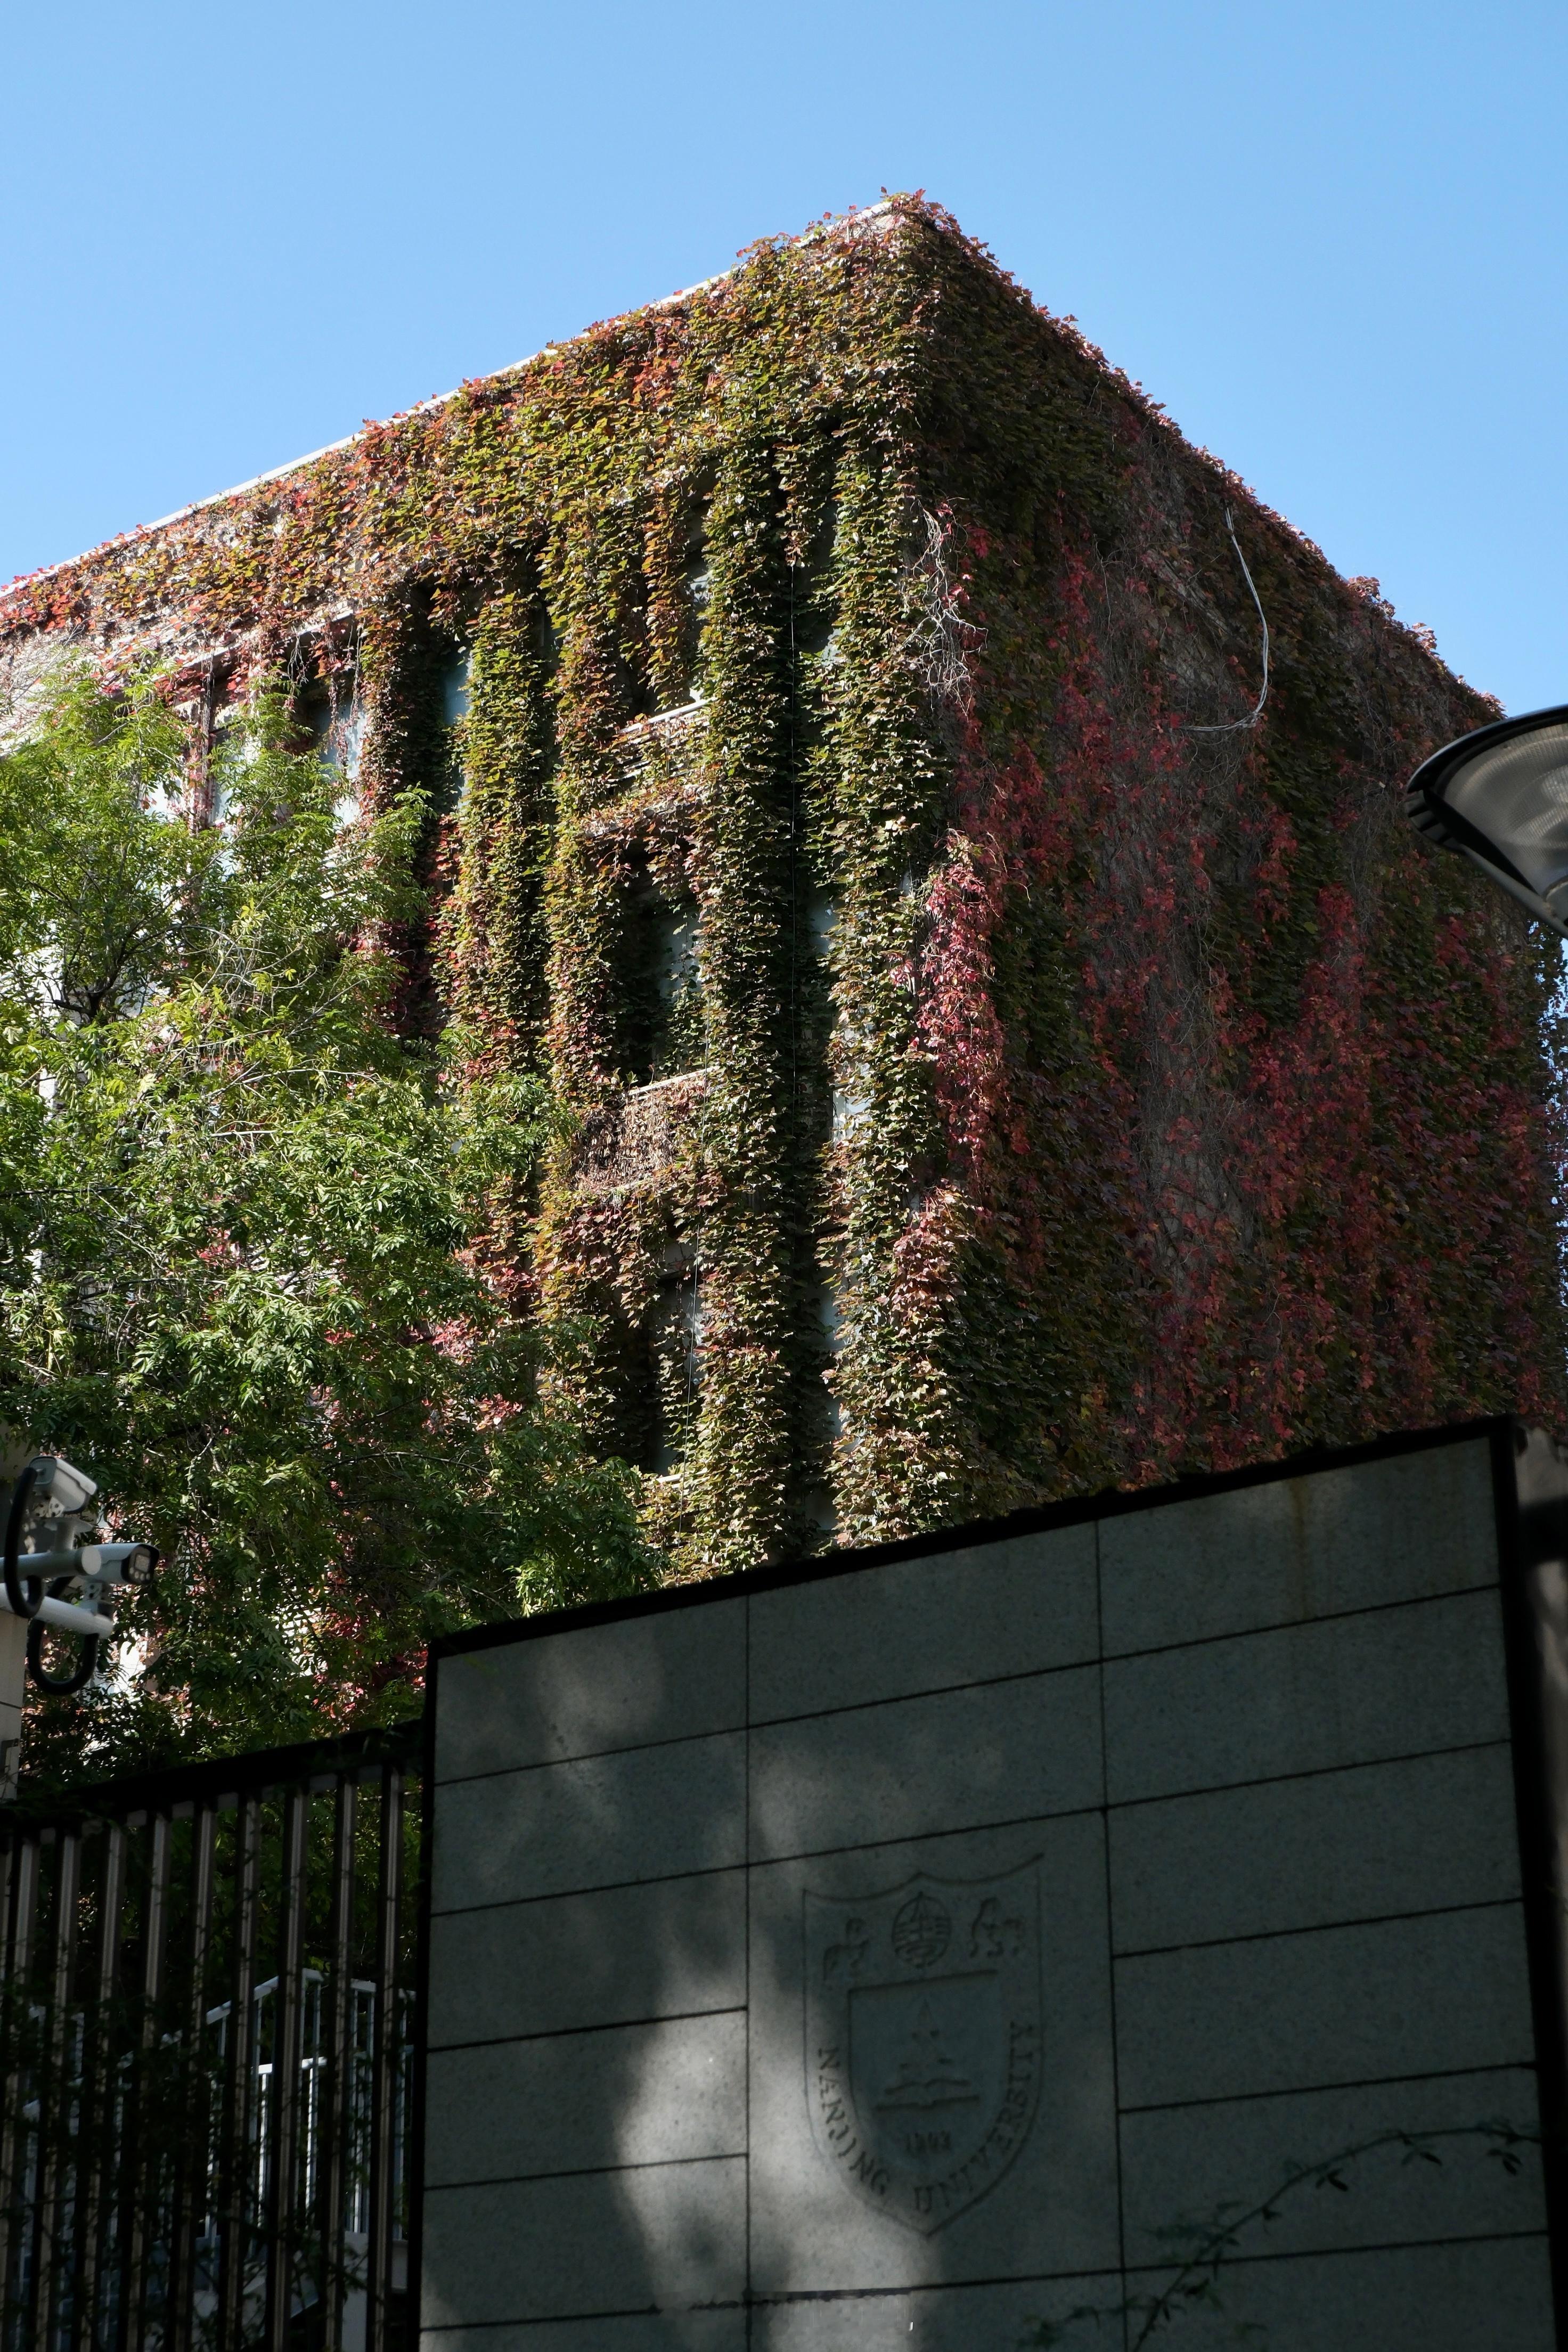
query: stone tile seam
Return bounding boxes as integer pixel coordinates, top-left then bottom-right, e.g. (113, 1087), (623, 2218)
(432, 1579), (1502, 1790)
(436, 1722), (746, 1793)
(423, 2148), (748, 2193)
(1117, 2056), (1541, 2118)
(428, 1737), (1517, 1921)
(414, 2231), (1551, 2339)
(417, 2253), (1200, 2329)
(1104, 1734), (1517, 1815)
(735, 2276), (1116, 2307)
(431, 1791), (1102, 1916)
(1112, 1892), (1525, 1965)
(434, 1651), (1100, 1788)
(1118, 2224), (1550, 2279)
(416, 2090), (1548, 2228)
(1098, 1579), (1501, 1669)
(419, 2310), (733, 2338)
(428, 1859), (746, 1922)
(746, 1655), (1099, 1734)
(1109, 1736), (1513, 1819)
(427, 1427), (1501, 1677)
(425, 2002), (747, 2056)
(432, 1580), (1504, 1778)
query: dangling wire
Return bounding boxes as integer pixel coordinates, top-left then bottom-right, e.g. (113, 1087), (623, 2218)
(1187, 507), (1270, 733)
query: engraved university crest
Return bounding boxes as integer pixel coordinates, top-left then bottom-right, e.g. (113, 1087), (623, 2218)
(804, 1861), (1042, 2234)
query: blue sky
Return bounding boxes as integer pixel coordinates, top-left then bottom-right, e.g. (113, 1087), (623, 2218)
(6, 0), (1564, 714)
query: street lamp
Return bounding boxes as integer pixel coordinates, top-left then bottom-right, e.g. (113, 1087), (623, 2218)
(1406, 706), (1568, 935)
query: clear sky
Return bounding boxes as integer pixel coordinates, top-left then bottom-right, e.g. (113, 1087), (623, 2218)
(6, 1), (1564, 715)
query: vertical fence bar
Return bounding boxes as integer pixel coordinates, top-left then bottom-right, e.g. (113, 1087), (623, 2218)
(318, 1776), (355, 2349)
(0, 1835), (40, 2344)
(164, 1803), (215, 2352)
(119, 1812), (169, 2352)
(71, 1823), (125, 2352)
(262, 1788), (306, 2352)
(215, 1794), (260, 2352)
(35, 1830), (82, 2352)
(364, 1768), (403, 2352)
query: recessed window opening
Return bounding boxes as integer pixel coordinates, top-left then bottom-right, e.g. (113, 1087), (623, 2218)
(652, 900), (704, 1079)
(649, 1245), (702, 1473)
(625, 863), (705, 1083)
(207, 698), (252, 827)
(335, 697), (366, 786)
(678, 513), (712, 704)
(812, 1276), (845, 1441)
(534, 604), (564, 672)
(169, 674), (227, 824)
(300, 671), (365, 826)
(800, 1485), (839, 1543)
(794, 497), (839, 661)
(803, 887), (837, 956)
(439, 650), (470, 729)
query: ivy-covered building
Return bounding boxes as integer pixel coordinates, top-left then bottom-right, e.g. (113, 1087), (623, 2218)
(3, 198), (1562, 1575)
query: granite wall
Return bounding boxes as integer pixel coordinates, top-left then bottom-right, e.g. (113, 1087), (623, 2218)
(419, 1424), (1565, 2349)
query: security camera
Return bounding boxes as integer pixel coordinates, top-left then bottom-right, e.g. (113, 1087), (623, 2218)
(2, 1452), (144, 1708)
(76, 1541), (158, 1587)
(27, 1455), (99, 1518)
(14, 1539), (158, 1587)
(5, 1453), (104, 1626)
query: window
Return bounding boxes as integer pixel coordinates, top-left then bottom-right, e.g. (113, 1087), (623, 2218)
(439, 650), (470, 729)
(300, 672), (364, 824)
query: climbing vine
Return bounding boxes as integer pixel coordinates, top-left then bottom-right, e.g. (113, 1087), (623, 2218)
(2, 197), (1561, 1581)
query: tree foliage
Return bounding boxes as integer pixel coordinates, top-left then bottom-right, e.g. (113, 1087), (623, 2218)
(0, 667), (657, 1781)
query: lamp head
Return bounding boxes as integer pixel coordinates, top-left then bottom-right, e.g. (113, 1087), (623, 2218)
(1406, 705), (1568, 934)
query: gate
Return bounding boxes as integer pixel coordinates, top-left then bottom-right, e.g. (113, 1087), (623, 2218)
(0, 1722), (421, 2351)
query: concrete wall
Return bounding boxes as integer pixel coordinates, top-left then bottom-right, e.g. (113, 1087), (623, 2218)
(420, 1428), (1559, 2349)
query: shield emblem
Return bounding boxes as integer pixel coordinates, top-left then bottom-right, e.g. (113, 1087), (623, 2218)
(803, 1860), (1042, 2234)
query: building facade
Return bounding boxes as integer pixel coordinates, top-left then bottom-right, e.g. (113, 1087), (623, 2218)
(2, 199), (1562, 1575)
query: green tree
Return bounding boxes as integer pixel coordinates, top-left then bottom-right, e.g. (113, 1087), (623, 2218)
(0, 666), (657, 1782)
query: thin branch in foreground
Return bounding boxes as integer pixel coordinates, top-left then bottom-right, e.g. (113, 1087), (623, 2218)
(1024, 2121), (1539, 2348)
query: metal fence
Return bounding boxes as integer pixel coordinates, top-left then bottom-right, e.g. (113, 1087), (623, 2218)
(0, 1722), (421, 2351)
